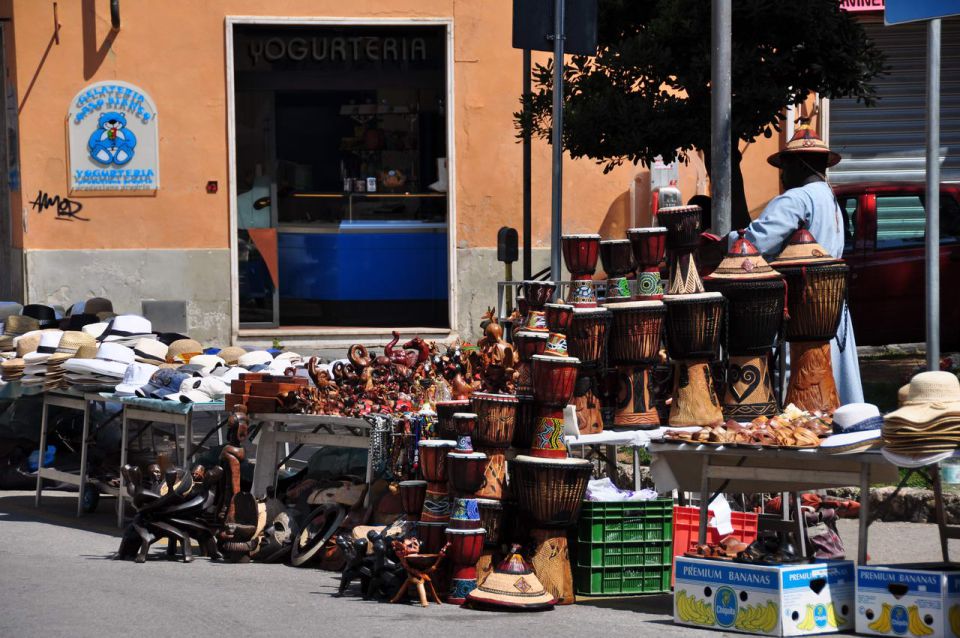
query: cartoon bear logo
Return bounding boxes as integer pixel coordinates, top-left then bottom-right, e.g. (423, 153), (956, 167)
(87, 112), (137, 166)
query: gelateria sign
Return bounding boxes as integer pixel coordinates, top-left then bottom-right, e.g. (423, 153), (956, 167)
(66, 81), (159, 195)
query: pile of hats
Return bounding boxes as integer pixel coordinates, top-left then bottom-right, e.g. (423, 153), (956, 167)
(883, 371), (960, 456)
(0, 297), (311, 404)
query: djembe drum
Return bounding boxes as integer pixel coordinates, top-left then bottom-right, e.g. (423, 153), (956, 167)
(544, 303), (575, 334)
(656, 205), (705, 295)
(663, 292), (724, 426)
(509, 455), (591, 605)
(606, 300), (665, 428)
(599, 239), (635, 303)
(470, 393), (518, 449)
(567, 307), (609, 434)
(567, 307), (610, 369)
(627, 227), (667, 301)
(400, 480), (428, 521)
(451, 412), (478, 453)
(561, 234), (601, 307)
(512, 330), (548, 394)
(418, 439), (456, 485)
(771, 224), (848, 413)
(521, 280), (557, 311)
(705, 233), (786, 418)
(531, 354), (580, 458)
(445, 527), (487, 603)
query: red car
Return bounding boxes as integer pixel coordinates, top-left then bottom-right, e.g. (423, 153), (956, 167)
(833, 183), (960, 349)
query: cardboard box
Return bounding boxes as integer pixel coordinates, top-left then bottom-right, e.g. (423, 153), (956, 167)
(674, 557), (855, 636)
(856, 563), (960, 637)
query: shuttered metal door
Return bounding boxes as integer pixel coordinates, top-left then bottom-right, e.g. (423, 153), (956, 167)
(829, 16), (960, 184)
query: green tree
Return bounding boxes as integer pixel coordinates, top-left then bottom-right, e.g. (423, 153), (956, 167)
(518, 0), (886, 227)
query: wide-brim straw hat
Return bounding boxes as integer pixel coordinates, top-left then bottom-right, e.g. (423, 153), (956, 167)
(167, 338), (204, 363)
(884, 371), (960, 425)
(2, 315), (40, 341)
(47, 331), (97, 364)
(705, 230), (781, 281)
(770, 222), (841, 267)
(768, 125), (841, 168)
(466, 549), (556, 610)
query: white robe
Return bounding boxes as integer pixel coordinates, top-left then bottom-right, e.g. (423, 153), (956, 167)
(728, 181), (865, 405)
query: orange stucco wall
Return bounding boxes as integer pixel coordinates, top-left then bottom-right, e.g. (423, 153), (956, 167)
(11, 0), (782, 252)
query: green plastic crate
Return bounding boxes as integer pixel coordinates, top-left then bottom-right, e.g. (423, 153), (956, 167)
(577, 498), (674, 544)
(577, 540), (672, 568)
(574, 564), (672, 595)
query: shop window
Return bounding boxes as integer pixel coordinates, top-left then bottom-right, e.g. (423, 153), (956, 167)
(232, 24), (450, 329)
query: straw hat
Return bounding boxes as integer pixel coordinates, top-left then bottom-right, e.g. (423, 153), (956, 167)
(466, 547), (556, 610)
(770, 222), (840, 267)
(133, 337), (168, 365)
(74, 343), (98, 359)
(14, 330), (43, 357)
(167, 338), (203, 364)
(217, 346), (247, 366)
(885, 371), (960, 426)
(767, 125), (841, 168)
(705, 230), (781, 280)
(48, 331), (96, 364)
(0, 315), (40, 351)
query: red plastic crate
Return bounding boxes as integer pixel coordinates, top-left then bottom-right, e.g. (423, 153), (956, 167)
(670, 505), (759, 585)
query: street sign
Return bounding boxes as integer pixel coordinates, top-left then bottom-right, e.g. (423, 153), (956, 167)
(511, 0), (598, 56)
(885, 0), (960, 24)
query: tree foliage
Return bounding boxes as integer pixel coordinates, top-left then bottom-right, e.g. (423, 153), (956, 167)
(518, 0), (887, 175)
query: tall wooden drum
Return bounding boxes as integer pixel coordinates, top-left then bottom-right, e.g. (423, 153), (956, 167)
(663, 292), (724, 426)
(771, 222), (848, 413)
(606, 300), (665, 428)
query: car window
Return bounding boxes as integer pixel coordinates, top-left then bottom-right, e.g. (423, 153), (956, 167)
(876, 195), (926, 249)
(839, 196), (857, 253)
(941, 195), (960, 244)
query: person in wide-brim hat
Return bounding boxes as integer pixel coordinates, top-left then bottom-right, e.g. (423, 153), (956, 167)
(725, 124), (864, 406)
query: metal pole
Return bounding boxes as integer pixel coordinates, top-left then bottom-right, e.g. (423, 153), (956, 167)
(926, 18), (941, 370)
(523, 48), (533, 280)
(711, 0), (732, 235)
(549, 0), (566, 285)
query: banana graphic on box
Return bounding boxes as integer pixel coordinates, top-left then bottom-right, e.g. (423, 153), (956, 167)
(734, 601), (779, 633)
(675, 590), (715, 626)
(868, 603), (892, 633)
(950, 604), (960, 637)
(907, 605), (934, 636)
(796, 602), (845, 632)
(868, 603), (934, 636)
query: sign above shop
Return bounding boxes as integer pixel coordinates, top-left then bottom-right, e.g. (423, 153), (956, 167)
(840, 0), (884, 11)
(247, 35), (427, 65)
(66, 80), (159, 195)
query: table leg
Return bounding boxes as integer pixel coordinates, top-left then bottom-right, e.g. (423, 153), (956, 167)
(698, 455), (710, 545)
(793, 492), (807, 559)
(250, 421), (278, 499)
(933, 463), (950, 563)
(633, 447), (641, 491)
(34, 400), (50, 508)
(185, 412), (193, 463)
(77, 400), (91, 517)
(605, 444), (617, 482)
(858, 464), (871, 565)
(118, 406), (129, 528)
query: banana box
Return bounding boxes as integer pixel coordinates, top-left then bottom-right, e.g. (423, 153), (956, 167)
(674, 557), (855, 636)
(856, 563), (960, 637)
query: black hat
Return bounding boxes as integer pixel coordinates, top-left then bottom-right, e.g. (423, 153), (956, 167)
(22, 304), (59, 329)
(60, 313), (100, 331)
(289, 504), (347, 567)
(156, 332), (191, 346)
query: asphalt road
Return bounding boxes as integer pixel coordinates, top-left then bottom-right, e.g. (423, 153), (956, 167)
(0, 490), (951, 638)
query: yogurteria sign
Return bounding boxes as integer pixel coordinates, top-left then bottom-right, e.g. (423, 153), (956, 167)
(67, 81), (159, 194)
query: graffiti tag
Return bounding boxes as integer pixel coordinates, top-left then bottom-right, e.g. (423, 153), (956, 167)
(29, 190), (89, 221)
